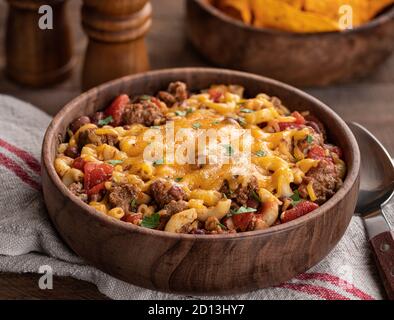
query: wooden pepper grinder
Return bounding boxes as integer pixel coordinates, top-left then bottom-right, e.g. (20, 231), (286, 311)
(5, 0), (73, 87)
(81, 0), (152, 90)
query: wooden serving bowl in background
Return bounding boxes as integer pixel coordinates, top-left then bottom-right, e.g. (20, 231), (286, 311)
(42, 68), (360, 295)
(186, 0), (394, 87)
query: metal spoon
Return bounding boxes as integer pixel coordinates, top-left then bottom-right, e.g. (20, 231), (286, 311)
(348, 122), (394, 300)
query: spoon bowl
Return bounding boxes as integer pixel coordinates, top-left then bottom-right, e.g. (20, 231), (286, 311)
(347, 122), (394, 216)
(347, 122), (394, 300)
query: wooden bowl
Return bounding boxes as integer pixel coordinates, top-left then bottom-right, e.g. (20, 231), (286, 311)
(186, 0), (394, 87)
(42, 68), (360, 295)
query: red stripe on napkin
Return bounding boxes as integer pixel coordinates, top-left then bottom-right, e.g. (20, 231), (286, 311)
(296, 273), (374, 300)
(0, 138), (41, 174)
(0, 152), (41, 190)
(279, 283), (350, 300)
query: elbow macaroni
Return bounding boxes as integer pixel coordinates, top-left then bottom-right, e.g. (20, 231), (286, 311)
(55, 83), (346, 234)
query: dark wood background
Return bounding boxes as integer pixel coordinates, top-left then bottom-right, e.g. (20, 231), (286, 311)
(0, 0), (393, 299)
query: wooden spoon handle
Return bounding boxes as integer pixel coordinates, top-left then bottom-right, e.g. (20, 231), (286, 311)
(370, 231), (394, 300)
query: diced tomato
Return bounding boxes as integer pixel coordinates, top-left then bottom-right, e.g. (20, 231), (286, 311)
(281, 201), (319, 223)
(87, 182), (106, 196)
(278, 111), (305, 131)
(208, 88), (223, 103)
(104, 94), (130, 126)
(308, 145), (326, 160)
(278, 122), (303, 131)
(122, 213), (142, 224)
(292, 111), (306, 125)
(72, 157), (86, 171)
(84, 162), (113, 191)
(151, 97), (163, 109)
(232, 212), (254, 232)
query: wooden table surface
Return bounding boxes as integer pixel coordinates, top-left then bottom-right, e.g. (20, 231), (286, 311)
(0, 0), (393, 299)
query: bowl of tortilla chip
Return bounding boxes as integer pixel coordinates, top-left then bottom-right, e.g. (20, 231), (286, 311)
(186, 0), (394, 87)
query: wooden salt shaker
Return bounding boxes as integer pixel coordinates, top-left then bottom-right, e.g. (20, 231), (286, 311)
(5, 0), (73, 87)
(81, 0), (152, 90)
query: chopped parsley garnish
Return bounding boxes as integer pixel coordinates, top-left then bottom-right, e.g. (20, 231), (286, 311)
(108, 159), (123, 166)
(175, 110), (187, 117)
(255, 150), (267, 157)
(237, 117), (246, 127)
(130, 198), (137, 211)
(186, 108), (193, 114)
(211, 120), (221, 125)
(153, 159), (164, 166)
(139, 95), (151, 101)
(290, 190), (302, 207)
(223, 144), (234, 156)
(217, 222), (226, 229)
(251, 190), (261, 203)
(175, 177), (183, 182)
(240, 108), (253, 113)
(141, 213), (160, 229)
(98, 116), (113, 126)
(230, 206), (257, 215)
(192, 122), (201, 129)
(306, 135), (314, 144)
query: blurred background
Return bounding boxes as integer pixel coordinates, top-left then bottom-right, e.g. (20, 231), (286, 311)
(0, 0), (393, 154)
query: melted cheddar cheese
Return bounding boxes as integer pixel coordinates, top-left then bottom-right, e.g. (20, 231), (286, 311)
(54, 83), (346, 234)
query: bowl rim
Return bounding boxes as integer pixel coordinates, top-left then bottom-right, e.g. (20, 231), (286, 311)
(42, 67), (360, 241)
(192, 0), (394, 36)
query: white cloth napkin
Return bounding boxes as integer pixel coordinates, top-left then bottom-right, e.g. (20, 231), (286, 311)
(0, 95), (392, 300)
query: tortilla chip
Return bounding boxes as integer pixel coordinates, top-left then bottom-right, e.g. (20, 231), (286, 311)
(209, 0), (394, 32)
(304, 0), (372, 26)
(280, 0), (304, 9)
(365, 0), (394, 20)
(212, 0), (253, 24)
(251, 0), (339, 33)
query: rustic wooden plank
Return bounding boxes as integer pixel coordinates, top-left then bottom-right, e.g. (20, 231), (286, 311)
(0, 273), (108, 299)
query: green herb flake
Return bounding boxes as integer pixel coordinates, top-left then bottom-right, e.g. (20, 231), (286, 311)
(251, 190), (261, 203)
(141, 213), (160, 229)
(175, 110), (187, 117)
(211, 120), (221, 125)
(186, 108), (194, 114)
(98, 116), (113, 126)
(217, 222), (226, 229)
(139, 95), (151, 101)
(130, 198), (137, 210)
(153, 159), (164, 166)
(240, 108), (253, 113)
(255, 150), (267, 157)
(223, 144), (234, 157)
(237, 117), (246, 127)
(108, 159), (123, 166)
(290, 190), (302, 207)
(175, 177), (183, 182)
(192, 122), (201, 129)
(306, 135), (314, 144)
(231, 206), (257, 215)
